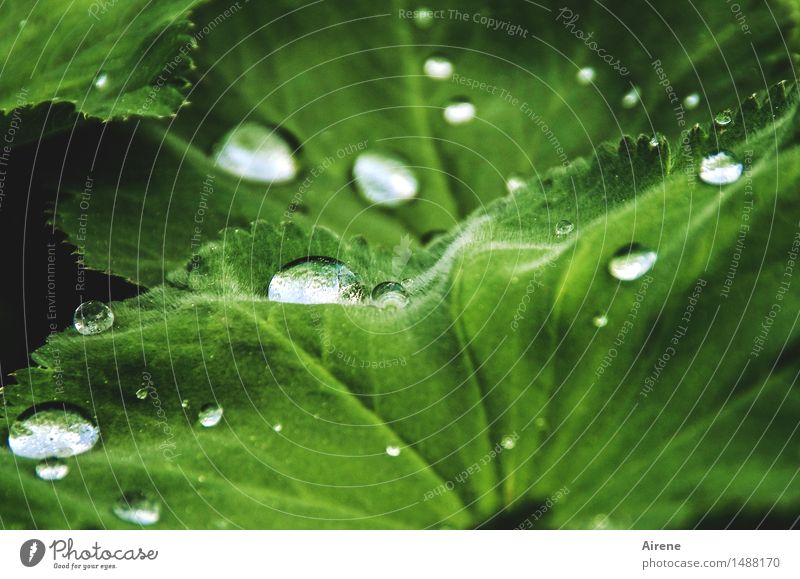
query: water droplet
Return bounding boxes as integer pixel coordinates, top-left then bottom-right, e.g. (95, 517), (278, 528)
(198, 404), (223, 428)
(500, 435), (516, 450)
(371, 281), (409, 310)
(608, 245), (657, 281)
(181, 399), (190, 409)
(592, 313), (609, 328)
(73, 301), (114, 335)
(443, 98), (476, 125)
(213, 123), (299, 185)
(135, 387), (149, 400)
(353, 151), (418, 206)
(8, 403), (100, 460)
(683, 93), (700, 110)
(386, 445), (402, 457)
(699, 151), (743, 185)
(423, 55), (453, 80)
(94, 72), (109, 90)
(576, 67), (596, 85)
(592, 513), (610, 529)
(506, 174), (526, 194)
(268, 257), (365, 305)
(413, 7), (435, 29)
(35, 458), (69, 481)
(273, 423), (283, 433)
(622, 87), (640, 109)
(18, 19), (28, 29)
(555, 220), (574, 237)
(113, 492), (161, 526)
(714, 110), (733, 128)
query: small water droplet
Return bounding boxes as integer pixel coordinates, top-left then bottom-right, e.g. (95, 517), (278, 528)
(353, 151), (418, 206)
(268, 257), (365, 305)
(113, 492), (161, 526)
(273, 423), (283, 433)
(423, 55), (453, 80)
(714, 110), (733, 128)
(622, 87), (640, 109)
(608, 244), (657, 281)
(592, 513), (610, 529)
(181, 399), (190, 408)
(699, 151), (743, 185)
(198, 404), (223, 428)
(8, 403), (100, 459)
(592, 313), (609, 328)
(386, 445), (402, 457)
(555, 220), (574, 237)
(506, 174), (526, 194)
(94, 72), (109, 90)
(35, 458), (69, 481)
(443, 98), (476, 125)
(135, 387), (149, 400)
(413, 7), (435, 29)
(683, 93), (700, 110)
(73, 301), (114, 335)
(213, 123), (299, 185)
(19, 19), (28, 29)
(500, 435), (516, 450)
(371, 281), (409, 310)
(576, 67), (596, 85)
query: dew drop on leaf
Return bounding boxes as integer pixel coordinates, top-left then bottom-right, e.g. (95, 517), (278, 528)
(714, 110), (733, 128)
(608, 244), (657, 281)
(273, 423), (283, 433)
(683, 93), (701, 110)
(371, 281), (409, 310)
(93, 72), (109, 90)
(35, 458), (69, 481)
(268, 257), (365, 305)
(592, 313), (609, 328)
(135, 387), (149, 400)
(353, 151), (419, 206)
(386, 445), (402, 457)
(555, 219), (575, 237)
(443, 98), (476, 125)
(505, 174), (526, 194)
(699, 151), (743, 185)
(622, 87), (640, 109)
(500, 435), (516, 450)
(113, 492), (161, 526)
(8, 403), (100, 459)
(423, 55), (453, 80)
(413, 7), (435, 29)
(213, 122), (299, 184)
(198, 403), (224, 428)
(576, 67), (596, 85)
(73, 301), (114, 335)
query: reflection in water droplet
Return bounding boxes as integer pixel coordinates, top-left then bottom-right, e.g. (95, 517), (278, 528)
(592, 313), (609, 328)
(683, 93), (700, 110)
(371, 281), (409, 310)
(8, 404), (100, 459)
(506, 174), (526, 194)
(699, 151), (743, 185)
(198, 404), (223, 428)
(113, 492), (161, 526)
(268, 257), (365, 305)
(501, 435), (516, 450)
(622, 87), (640, 109)
(353, 151), (418, 206)
(36, 458), (69, 481)
(73, 301), (114, 335)
(213, 123), (299, 184)
(443, 98), (476, 125)
(423, 55), (453, 80)
(555, 220), (574, 237)
(608, 245), (657, 281)
(386, 445), (402, 457)
(94, 72), (109, 90)
(576, 67), (596, 85)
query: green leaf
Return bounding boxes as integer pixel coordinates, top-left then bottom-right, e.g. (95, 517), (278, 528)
(4, 81), (799, 528)
(44, 0), (799, 285)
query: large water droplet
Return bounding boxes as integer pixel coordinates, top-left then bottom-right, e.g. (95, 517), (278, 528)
(608, 245), (657, 281)
(35, 458), (69, 481)
(198, 403), (223, 428)
(371, 281), (409, 310)
(268, 257), (365, 305)
(73, 301), (114, 335)
(386, 445), (402, 457)
(555, 220), (575, 237)
(576, 67), (596, 85)
(213, 123), (299, 185)
(8, 403), (100, 459)
(423, 55), (453, 80)
(443, 98), (476, 125)
(353, 151), (418, 206)
(699, 151), (743, 185)
(683, 93), (700, 110)
(622, 87), (640, 109)
(113, 492), (161, 526)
